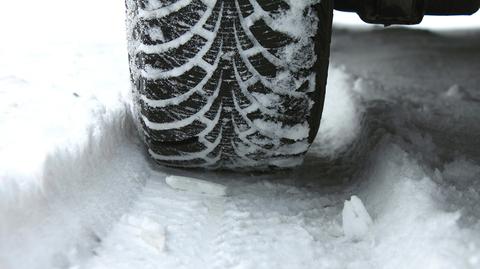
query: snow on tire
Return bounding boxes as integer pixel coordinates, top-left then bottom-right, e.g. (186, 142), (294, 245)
(126, 0), (333, 170)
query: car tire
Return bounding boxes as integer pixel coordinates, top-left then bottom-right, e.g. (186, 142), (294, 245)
(126, 0), (333, 170)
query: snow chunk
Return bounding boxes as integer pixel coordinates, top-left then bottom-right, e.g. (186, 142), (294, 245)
(144, 0), (163, 11)
(252, 119), (309, 141)
(251, 92), (281, 109)
(443, 84), (468, 100)
(165, 175), (227, 197)
(342, 195), (373, 241)
(148, 27), (165, 42)
(273, 0), (320, 39)
(138, 217), (166, 254)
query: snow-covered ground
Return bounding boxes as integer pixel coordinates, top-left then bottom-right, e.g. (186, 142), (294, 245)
(1, 1), (480, 268)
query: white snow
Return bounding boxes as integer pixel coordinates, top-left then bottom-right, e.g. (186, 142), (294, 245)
(272, 0), (320, 39)
(139, 0), (193, 19)
(0, 1), (147, 268)
(165, 175), (227, 197)
(252, 119), (310, 141)
(316, 67), (362, 154)
(135, 216), (167, 254)
(1, 0), (480, 268)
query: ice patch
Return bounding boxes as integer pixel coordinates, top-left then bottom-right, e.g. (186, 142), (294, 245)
(342, 195), (373, 241)
(165, 175), (227, 196)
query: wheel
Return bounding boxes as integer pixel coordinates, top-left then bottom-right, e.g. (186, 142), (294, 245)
(126, 0), (333, 170)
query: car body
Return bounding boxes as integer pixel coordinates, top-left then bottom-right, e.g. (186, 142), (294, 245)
(335, 0), (479, 25)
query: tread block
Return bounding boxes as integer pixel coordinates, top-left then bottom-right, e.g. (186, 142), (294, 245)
(249, 19), (294, 49)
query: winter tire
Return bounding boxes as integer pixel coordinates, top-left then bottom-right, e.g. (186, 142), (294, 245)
(126, 0), (333, 170)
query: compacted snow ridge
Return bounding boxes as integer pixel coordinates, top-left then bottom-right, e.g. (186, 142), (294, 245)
(0, 95), (149, 269)
(2, 0), (480, 268)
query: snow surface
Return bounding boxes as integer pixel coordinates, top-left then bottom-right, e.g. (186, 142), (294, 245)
(165, 175), (227, 197)
(1, 1), (480, 268)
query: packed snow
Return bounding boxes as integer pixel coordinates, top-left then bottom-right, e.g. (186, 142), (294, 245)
(1, 0), (480, 268)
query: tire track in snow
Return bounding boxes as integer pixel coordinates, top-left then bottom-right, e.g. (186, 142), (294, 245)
(36, 64), (480, 269)
(79, 67), (393, 269)
(3, 62), (474, 269)
(83, 174), (228, 269)
(82, 172), (360, 269)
